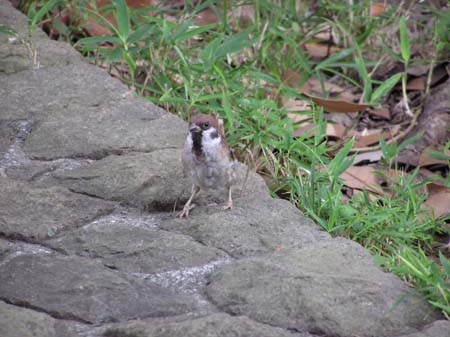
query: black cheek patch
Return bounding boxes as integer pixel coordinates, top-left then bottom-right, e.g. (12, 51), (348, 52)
(210, 130), (219, 139)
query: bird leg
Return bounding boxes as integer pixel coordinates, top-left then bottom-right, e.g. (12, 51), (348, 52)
(179, 185), (200, 218)
(223, 186), (233, 210)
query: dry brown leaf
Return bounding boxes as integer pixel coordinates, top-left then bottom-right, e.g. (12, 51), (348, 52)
(83, 19), (113, 36)
(293, 122), (346, 139)
(282, 69), (306, 89)
(283, 70), (360, 101)
(353, 150), (383, 165)
(304, 42), (340, 59)
(352, 189), (380, 202)
(85, 0), (155, 36)
(418, 147), (450, 167)
(293, 123), (315, 137)
(194, 8), (219, 26)
(367, 107), (391, 119)
(355, 130), (391, 147)
(341, 165), (384, 194)
(370, 3), (386, 17)
(287, 110), (311, 124)
(314, 29), (332, 41)
(326, 123), (346, 139)
(427, 180), (449, 194)
(308, 78), (345, 95)
(406, 77), (426, 91)
(303, 93), (370, 113)
(423, 190), (450, 219)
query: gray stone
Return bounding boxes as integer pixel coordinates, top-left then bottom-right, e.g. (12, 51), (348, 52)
(0, 63), (183, 160)
(0, 300), (87, 337)
(160, 196), (329, 258)
(0, 237), (11, 258)
(101, 313), (315, 337)
(0, 121), (16, 158)
(0, 0), (82, 74)
(46, 212), (229, 273)
(52, 149), (268, 211)
(395, 320), (450, 337)
(0, 177), (115, 240)
(22, 106), (184, 160)
(0, 63), (134, 120)
(53, 150), (190, 209)
(0, 253), (198, 324)
(206, 239), (436, 337)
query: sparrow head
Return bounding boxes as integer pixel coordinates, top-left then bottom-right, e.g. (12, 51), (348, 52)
(187, 114), (226, 158)
(189, 114), (221, 134)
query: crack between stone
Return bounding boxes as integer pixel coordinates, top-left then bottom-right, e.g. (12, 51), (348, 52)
(0, 232), (68, 256)
(30, 146), (180, 162)
(67, 188), (115, 202)
(0, 298), (92, 325)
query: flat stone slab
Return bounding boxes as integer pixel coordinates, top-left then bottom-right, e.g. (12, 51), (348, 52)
(53, 150), (190, 209)
(0, 63), (184, 159)
(205, 239), (435, 337)
(101, 313), (317, 337)
(160, 196), (329, 258)
(0, 300), (86, 337)
(52, 149), (268, 210)
(0, 63), (134, 121)
(46, 212), (229, 273)
(395, 320), (450, 337)
(0, 253), (198, 324)
(0, 177), (115, 240)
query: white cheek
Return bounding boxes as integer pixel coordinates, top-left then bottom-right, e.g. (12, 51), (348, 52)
(202, 128), (221, 154)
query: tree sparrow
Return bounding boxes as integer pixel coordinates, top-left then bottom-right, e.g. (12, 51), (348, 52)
(179, 114), (237, 218)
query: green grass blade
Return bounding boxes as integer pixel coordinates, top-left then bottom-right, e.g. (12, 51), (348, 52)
(370, 73), (402, 103)
(174, 23), (217, 43)
(74, 35), (121, 48)
(113, 0), (130, 40)
(316, 47), (355, 70)
(399, 17), (410, 63)
(29, 0), (60, 32)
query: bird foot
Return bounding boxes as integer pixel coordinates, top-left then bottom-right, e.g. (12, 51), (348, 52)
(178, 203), (196, 218)
(222, 200), (233, 210)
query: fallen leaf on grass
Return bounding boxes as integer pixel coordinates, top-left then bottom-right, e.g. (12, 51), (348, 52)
(304, 42), (340, 59)
(341, 165), (384, 195)
(354, 130), (391, 147)
(282, 70), (360, 102)
(314, 28), (333, 42)
(423, 189), (450, 219)
(370, 3), (386, 17)
(194, 8), (219, 26)
(283, 95), (311, 112)
(83, 19), (113, 36)
(353, 150), (383, 165)
(418, 147), (450, 167)
(303, 93), (370, 113)
(354, 126), (400, 148)
(367, 107), (391, 119)
(406, 77), (426, 91)
(289, 110), (347, 140)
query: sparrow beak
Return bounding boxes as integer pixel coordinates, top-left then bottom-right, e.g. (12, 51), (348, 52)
(189, 123), (201, 133)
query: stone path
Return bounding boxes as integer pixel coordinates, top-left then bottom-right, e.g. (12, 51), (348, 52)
(1, 1), (449, 336)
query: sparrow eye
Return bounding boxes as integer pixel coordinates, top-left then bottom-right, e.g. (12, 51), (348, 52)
(203, 122), (210, 129)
